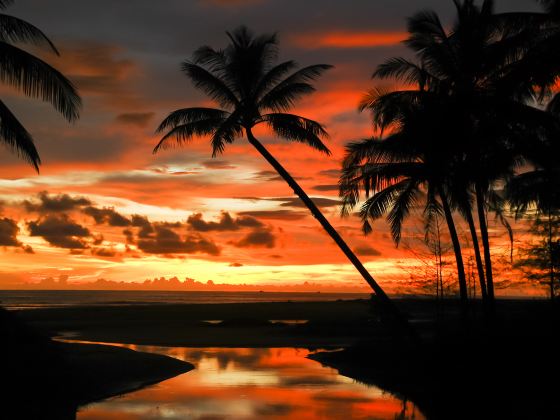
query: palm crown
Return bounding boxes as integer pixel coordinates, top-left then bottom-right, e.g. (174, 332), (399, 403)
(155, 26), (331, 156)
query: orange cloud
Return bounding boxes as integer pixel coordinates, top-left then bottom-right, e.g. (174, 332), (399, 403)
(292, 31), (406, 49)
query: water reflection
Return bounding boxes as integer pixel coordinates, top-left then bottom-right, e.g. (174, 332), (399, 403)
(78, 345), (424, 420)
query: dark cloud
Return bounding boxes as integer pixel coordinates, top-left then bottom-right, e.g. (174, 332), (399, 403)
(313, 184), (339, 192)
(0, 218), (21, 247)
(280, 376), (340, 386)
(187, 212), (263, 232)
(233, 227), (276, 248)
(255, 404), (293, 416)
(353, 245), (381, 257)
(201, 0), (265, 7)
(253, 170), (282, 182)
(312, 393), (372, 403)
(137, 226), (220, 256)
(277, 197), (341, 208)
(123, 228), (135, 244)
(91, 247), (118, 257)
(318, 169), (341, 178)
(202, 160), (236, 170)
(131, 215), (151, 227)
(229, 262), (243, 267)
(84, 206), (131, 226)
(238, 210), (307, 220)
(23, 191), (91, 213)
(115, 112), (155, 127)
(130, 215), (154, 238)
(27, 215), (91, 249)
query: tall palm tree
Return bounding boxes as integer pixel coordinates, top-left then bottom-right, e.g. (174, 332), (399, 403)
(154, 27), (411, 332)
(0, 0), (81, 170)
(340, 90), (471, 306)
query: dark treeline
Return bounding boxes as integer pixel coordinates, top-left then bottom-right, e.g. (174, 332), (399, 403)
(339, 0), (560, 310)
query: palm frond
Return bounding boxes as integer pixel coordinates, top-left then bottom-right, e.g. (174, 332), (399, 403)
(388, 179), (420, 244)
(359, 89), (430, 132)
(211, 110), (243, 157)
(181, 61), (239, 108)
(156, 107), (228, 133)
(343, 134), (418, 169)
(0, 42), (81, 121)
(423, 185), (443, 242)
(0, 14), (59, 54)
(374, 57), (437, 89)
(153, 118), (226, 153)
(254, 60), (297, 100)
(258, 64), (332, 111)
(358, 179), (410, 235)
(0, 99), (40, 171)
(261, 113), (330, 155)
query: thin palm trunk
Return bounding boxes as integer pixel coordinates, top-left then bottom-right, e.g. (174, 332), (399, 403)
(465, 207), (488, 301)
(438, 188), (468, 306)
(246, 128), (415, 338)
(475, 183), (495, 306)
(548, 208), (555, 301)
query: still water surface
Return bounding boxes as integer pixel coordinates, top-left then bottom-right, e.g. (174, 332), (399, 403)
(77, 344), (425, 420)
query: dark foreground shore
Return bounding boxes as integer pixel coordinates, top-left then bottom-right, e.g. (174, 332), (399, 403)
(1, 307), (193, 419)
(7, 298), (560, 420)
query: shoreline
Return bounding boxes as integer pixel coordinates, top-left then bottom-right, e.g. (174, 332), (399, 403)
(1, 306), (193, 419)
(8, 299), (560, 419)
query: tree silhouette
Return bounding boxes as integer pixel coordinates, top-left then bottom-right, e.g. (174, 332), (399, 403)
(352, 0), (556, 309)
(340, 89), (471, 306)
(0, 0), (81, 170)
(154, 27), (411, 333)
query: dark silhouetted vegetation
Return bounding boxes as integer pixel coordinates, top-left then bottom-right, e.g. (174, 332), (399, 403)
(0, 0), (81, 171)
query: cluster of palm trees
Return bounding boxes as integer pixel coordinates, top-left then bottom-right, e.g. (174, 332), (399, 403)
(3, 0), (559, 329)
(340, 0), (560, 309)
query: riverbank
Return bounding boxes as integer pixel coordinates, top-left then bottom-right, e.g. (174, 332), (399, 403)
(311, 301), (560, 420)
(8, 298), (560, 419)
(1, 307), (193, 419)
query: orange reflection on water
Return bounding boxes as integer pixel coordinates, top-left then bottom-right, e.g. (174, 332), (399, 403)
(78, 346), (424, 420)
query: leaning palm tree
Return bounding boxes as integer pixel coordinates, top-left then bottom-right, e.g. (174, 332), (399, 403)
(0, 0), (81, 170)
(154, 26), (411, 332)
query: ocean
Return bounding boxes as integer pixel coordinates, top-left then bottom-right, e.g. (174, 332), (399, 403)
(0, 290), (370, 310)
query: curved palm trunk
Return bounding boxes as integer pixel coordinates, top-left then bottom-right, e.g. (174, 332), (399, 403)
(438, 188), (468, 307)
(475, 183), (495, 306)
(465, 207), (488, 301)
(246, 129), (415, 338)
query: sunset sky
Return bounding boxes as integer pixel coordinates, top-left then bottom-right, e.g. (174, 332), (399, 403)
(0, 0), (542, 294)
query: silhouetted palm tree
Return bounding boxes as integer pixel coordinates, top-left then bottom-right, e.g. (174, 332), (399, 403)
(506, 96), (560, 300)
(154, 26), (410, 331)
(340, 89), (471, 305)
(0, 0), (81, 170)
